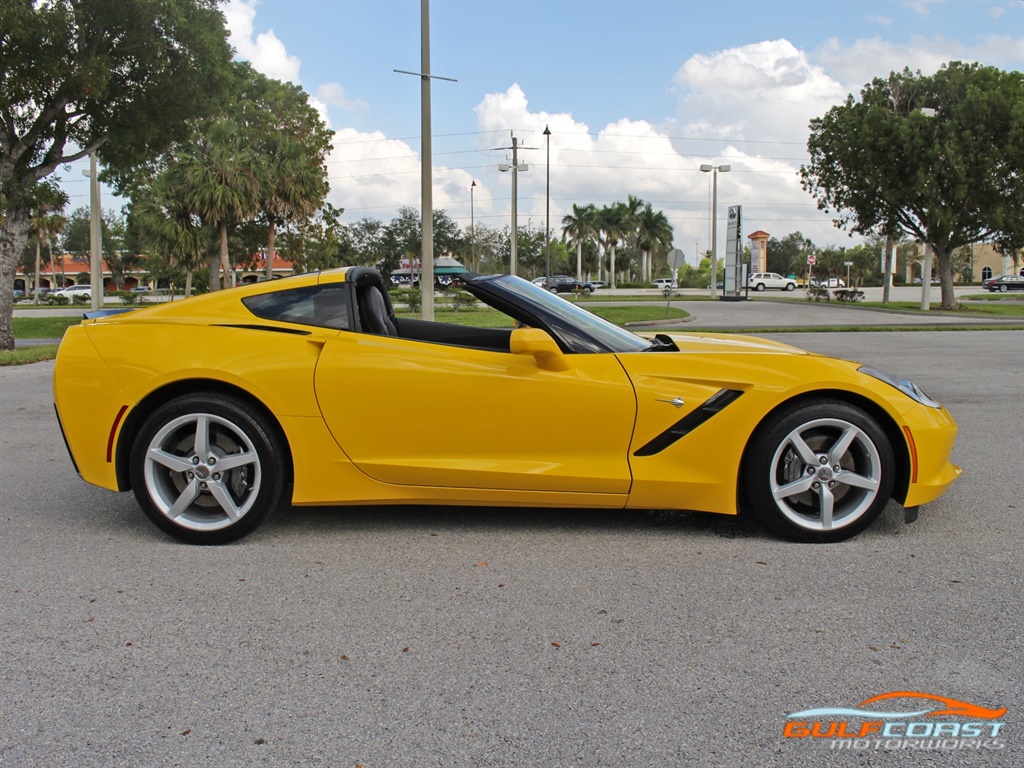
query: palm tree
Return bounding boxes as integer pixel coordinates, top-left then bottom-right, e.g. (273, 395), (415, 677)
(636, 203), (674, 284)
(561, 203), (598, 281)
(181, 121), (260, 291)
(257, 135), (328, 280)
(598, 202), (629, 288)
(132, 170), (215, 298)
(29, 204), (66, 301)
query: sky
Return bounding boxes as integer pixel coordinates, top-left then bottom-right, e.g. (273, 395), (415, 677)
(61, 0), (1024, 264)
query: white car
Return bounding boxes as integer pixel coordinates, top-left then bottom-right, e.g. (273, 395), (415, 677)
(54, 285), (93, 299)
(652, 278), (677, 289)
(748, 273), (797, 292)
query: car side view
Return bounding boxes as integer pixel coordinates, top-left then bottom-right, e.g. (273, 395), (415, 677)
(748, 273), (797, 291)
(53, 268), (960, 545)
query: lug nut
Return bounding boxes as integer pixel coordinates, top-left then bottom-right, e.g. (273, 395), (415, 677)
(191, 456), (200, 465)
(812, 482), (820, 489)
(828, 481), (836, 489)
(819, 456), (828, 464)
(806, 467), (815, 475)
(186, 471), (194, 480)
(833, 465), (841, 472)
(209, 457), (217, 465)
(212, 473), (221, 481)
(200, 482), (207, 489)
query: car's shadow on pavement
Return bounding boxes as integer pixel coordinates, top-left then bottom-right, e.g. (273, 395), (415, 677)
(263, 503), (769, 540)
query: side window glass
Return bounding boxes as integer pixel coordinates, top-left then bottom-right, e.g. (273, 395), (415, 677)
(243, 285), (351, 330)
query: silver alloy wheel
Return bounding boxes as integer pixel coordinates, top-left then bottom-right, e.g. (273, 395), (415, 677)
(142, 412), (262, 531)
(767, 417), (882, 532)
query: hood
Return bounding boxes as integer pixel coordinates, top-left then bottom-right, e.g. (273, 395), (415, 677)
(641, 331), (814, 356)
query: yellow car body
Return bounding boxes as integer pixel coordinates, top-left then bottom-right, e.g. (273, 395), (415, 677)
(53, 267), (960, 544)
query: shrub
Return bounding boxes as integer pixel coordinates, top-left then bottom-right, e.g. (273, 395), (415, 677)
(391, 288), (421, 314)
(449, 291), (478, 312)
(833, 289), (865, 303)
(805, 284), (831, 302)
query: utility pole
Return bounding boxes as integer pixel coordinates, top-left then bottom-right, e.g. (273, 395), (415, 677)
(496, 133), (533, 277)
(83, 152), (102, 311)
(394, 0), (456, 320)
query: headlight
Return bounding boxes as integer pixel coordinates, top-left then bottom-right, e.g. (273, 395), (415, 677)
(859, 366), (940, 408)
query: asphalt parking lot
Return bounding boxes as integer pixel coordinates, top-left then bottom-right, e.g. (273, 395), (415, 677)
(1, 329), (1021, 767)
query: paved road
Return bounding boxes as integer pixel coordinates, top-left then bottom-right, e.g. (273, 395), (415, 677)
(1, 332), (1022, 767)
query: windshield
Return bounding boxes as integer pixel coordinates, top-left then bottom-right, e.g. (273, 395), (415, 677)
(492, 276), (652, 353)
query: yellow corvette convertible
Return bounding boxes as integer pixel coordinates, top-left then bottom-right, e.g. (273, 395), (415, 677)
(53, 267), (960, 544)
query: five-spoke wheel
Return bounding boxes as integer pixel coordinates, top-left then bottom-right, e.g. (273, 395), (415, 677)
(130, 394), (285, 544)
(744, 400), (894, 542)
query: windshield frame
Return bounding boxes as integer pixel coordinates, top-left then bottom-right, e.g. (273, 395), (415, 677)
(463, 274), (652, 354)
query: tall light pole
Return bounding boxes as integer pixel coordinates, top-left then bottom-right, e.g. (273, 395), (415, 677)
(82, 151), (102, 311)
(470, 180), (476, 272)
(543, 124), (551, 277)
(700, 163), (730, 297)
(497, 133), (531, 277)
(394, 0), (456, 320)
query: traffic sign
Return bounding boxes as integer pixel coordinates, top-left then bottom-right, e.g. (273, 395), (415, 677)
(807, 254), (817, 265)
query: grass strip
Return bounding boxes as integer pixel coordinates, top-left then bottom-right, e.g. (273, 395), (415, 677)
(0, 344), (61, 366)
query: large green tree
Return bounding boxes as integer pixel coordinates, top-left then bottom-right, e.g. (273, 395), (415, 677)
(635, 202), (674, 283)
(229, 66), (333, 279)
(801, 61), (1024, 309)
(0, 0), (233, 349)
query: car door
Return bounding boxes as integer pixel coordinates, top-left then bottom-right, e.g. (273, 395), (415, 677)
(313, 332), (637, 494)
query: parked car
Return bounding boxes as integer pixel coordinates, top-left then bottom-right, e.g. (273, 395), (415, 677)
(542, 275), (593, 295)
(54, 285), (93, 299)
(54, 267), (960, 545)
(748, 272), (797, 291)
(588, 280), (608, 290)
(652, 278), (677, 289)
(982, 274), (1024, 292)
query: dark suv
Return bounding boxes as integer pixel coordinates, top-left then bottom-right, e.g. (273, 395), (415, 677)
(541, 275), (593, 295)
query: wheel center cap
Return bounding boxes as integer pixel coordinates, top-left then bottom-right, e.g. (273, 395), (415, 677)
(194, 464), (211, 480)
(817, 467), (833, 482)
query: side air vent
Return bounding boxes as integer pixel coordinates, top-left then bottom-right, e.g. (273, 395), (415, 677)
(633, 389), (744, 457)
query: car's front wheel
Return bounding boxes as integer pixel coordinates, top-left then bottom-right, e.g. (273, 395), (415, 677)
(999, 284), (1008, 293)
(129, 394), (286, 544)
(785, 283), (795, 291)
(743, 400), (894, 542)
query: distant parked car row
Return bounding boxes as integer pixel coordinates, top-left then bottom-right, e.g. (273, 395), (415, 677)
(982, 274), (1024, 292)
(532, 275), (597, 295)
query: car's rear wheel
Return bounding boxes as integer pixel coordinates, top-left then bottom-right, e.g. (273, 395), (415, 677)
(549, 287), (559, 294)
(129, 394), (286, 544)
(743, 400), (894, 542)
(755, 283), (766, 292)
(582, 287), (592, 295)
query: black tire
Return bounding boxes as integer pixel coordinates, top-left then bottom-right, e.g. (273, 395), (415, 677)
(785, 283), (795, 291)
(549, 287), (559, 294)
(742, 399), (894, 543)
(582, 287), (592, 295)
(755, 283), (766, 292)
(999, 284), (1008, 293)
(129, 393), (286, 544)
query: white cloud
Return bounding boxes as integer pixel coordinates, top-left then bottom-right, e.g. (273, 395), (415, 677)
(812, 34), (1024, 89)
(317, 83), (369, 113)
(672, 40), (848, 146)
(867, 15), (894, 26)
(904, 0), (943, 16)
(326, 129), (477, 224)
(471, 83), (844, 259)
(222, 0), (301, 84)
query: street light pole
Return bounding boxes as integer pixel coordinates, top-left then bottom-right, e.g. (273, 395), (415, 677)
(700, 163), (730, 298)
(83, 151), (102, 311)
(470, 180), (476, 272)
(543, 124), (551, 277)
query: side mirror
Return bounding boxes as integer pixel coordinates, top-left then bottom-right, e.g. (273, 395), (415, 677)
(510, 328), (569, 371)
